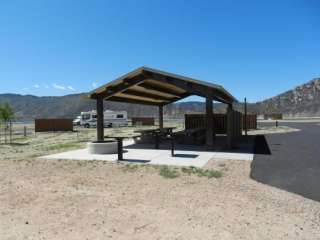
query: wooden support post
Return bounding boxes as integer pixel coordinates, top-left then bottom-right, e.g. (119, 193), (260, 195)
(96, 98), (104, 142)
(244, 97), (247, 136)
(227, 104), (233, 149)
(206, 97), (214, 149)
(159, 105), (163, 130)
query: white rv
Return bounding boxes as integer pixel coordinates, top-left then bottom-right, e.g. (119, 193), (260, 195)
(103, 110), (128, 127)
(78, 110), (128, 128)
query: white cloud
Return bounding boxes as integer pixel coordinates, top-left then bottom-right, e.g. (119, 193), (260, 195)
(92, 82), (98, 89)
(67, 86), (75, 91)
(52, 83), (66, 90)
(44, 84), (50, 89)
(33, 84), (40, 88)
(51, 83), (76, 91)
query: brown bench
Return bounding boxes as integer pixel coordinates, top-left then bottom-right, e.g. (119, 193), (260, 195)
(174, 128), (206, 145)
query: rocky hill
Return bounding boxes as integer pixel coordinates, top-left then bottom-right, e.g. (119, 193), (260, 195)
(0, 93), (160, 120)
(1, 77), (320, 120)
(253, 78), (320, 117)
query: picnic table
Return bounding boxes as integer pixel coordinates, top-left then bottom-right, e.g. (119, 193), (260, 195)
(105, 127), (177, 161)
(104, 134), (140, 161)
(134, 127), (176, 149)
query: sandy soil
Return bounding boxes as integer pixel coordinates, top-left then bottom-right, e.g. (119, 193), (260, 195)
(0, 158), (319, 240)
(0, 125), (319, 239)
(0, 124), (184, 161)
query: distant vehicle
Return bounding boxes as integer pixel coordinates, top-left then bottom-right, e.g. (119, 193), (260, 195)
(77, 110), (128, 128)
(80, 110), (97, 128)
(73, 116), (81, 126)
(103, 110), (128, 128)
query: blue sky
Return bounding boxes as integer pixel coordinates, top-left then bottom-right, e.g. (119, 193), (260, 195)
(0, 0), (319, 102)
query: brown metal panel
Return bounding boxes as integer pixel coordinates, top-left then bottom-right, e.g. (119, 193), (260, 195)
(35, 119), (73, 132)
(131, 117), (155, 126)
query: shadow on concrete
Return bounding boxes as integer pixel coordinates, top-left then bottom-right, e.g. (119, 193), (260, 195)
(119, 159), (150, 164)
(172, 153), (199, 158)
(125, 136), (255, 154)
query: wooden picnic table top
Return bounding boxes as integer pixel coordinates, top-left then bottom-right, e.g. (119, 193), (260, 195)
(134, 127), (176, 134)
(104, 133), (141, 140)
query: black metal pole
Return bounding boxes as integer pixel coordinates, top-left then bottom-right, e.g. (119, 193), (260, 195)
(96, 98), (104, 142)
(244, 97), (247, 136)
(117, 138), (123, 160)
(170, 135), (174, 157)
(155, 132), (159, 149)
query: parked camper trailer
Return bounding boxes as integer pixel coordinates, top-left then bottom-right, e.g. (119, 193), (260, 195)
(103, 110), (128, 127)
(78, 110), (128, 128)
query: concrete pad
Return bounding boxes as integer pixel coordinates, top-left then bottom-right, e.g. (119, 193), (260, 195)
(39, 140), (253, 167)
(212, 152), (254, 161)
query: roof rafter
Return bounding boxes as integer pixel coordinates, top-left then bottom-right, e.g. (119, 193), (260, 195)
(90, 73), (147, 99)
(143, 70), (233, 104)
(108, 96), (163, 106)
(122, 89), (177, 102)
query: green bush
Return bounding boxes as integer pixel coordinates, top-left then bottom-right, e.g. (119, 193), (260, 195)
(181, 166), (222, 178)
(159, 166), (180, 179)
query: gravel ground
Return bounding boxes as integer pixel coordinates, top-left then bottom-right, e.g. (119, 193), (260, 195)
(0, 158), (319, 240)
(0, 125), (319, 239)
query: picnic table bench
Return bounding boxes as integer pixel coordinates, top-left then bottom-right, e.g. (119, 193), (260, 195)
(105, 127), (177, 161)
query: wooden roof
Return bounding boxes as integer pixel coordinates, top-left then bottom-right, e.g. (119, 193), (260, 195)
(88, 67), (237, 106)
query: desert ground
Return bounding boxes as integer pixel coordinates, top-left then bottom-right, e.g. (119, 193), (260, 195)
(0, 123), (319, 239)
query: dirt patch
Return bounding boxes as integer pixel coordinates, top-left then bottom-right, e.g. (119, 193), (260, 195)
(0, 159), (319, 239)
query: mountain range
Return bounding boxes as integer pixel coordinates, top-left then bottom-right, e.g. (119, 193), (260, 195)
(1, 78), (319, 120)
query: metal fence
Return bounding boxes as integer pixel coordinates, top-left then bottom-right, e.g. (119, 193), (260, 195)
(0, 122), (34, 144)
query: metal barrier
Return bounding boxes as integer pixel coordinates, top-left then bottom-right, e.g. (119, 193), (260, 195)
(131, 117), (155, 126)
(35, 119), (73, 132)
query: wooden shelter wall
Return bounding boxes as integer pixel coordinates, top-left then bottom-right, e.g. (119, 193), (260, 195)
(185, 113), (256, 134)
(243, 114), (257, 129)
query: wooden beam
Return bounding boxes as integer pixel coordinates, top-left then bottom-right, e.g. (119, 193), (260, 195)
(133, 85), (183, 99)
(96, 98), (104, 142)
(226, 104), (233, 149)
(159, 106), (163, 129)
(144, 70), (233, 104)
(123, 89), (176, 101)
(92, 74), (147, 100)
(162, 92), (192, 105)
(138, 81), (182, 98)
(108, 96), (163, 106)
(205, 97), (214, 149)
(244, 97), (247, 136)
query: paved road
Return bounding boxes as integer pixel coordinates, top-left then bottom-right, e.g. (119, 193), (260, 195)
(251, 122), (320, 202)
